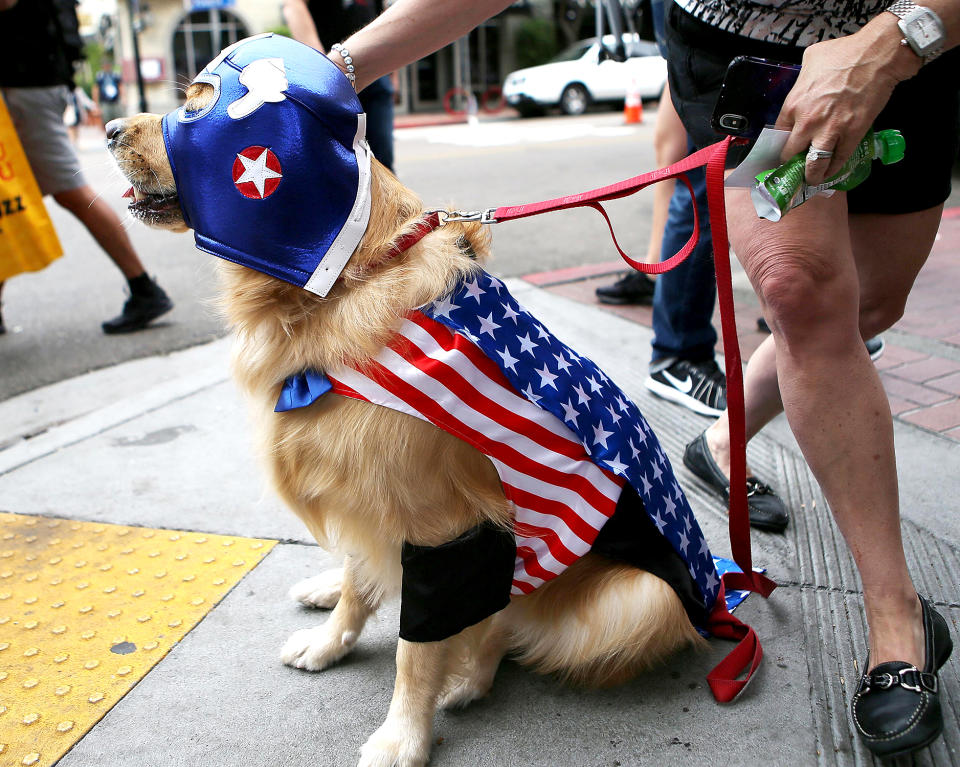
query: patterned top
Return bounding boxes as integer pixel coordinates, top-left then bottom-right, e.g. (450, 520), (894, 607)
(674, 0), (888, 46)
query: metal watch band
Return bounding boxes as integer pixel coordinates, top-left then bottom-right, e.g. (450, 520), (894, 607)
(886, 0), (918, 18)
(885, 0), (945, 62)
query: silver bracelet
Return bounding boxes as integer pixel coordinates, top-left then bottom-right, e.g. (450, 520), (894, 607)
(329, 43), (356, 89)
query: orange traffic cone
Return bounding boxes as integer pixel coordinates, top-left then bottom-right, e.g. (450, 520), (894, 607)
(624, 78), (643, 124)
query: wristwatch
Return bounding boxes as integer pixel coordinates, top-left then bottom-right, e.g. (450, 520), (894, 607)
(886, 1), (946, 62)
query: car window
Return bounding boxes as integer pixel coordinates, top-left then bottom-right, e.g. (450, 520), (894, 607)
(548, 41), (594, 63)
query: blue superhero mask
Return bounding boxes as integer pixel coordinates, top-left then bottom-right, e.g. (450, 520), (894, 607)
(161, 33), (371, 296)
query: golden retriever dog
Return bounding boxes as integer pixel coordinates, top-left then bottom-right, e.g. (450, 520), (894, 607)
(107, 67), (706, 767)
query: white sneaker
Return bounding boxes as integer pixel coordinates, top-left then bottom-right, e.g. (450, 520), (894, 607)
(645, 359), (726, 417)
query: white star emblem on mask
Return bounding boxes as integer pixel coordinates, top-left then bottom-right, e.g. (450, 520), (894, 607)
(235, 149), (283, 198)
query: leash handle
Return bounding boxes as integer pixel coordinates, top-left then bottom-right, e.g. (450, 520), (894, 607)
(706, 579), (765, 702)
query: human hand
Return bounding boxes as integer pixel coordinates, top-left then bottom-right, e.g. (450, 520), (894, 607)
(776, 25), (919, 184)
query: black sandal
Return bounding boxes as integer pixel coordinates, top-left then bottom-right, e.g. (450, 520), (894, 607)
(851, 594), (953, 759)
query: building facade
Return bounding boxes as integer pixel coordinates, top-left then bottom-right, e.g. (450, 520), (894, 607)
(103, 0), (541, 116)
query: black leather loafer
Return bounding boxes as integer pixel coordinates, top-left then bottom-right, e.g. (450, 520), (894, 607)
(851, 595), (953, 759)
(682, 431), (789, 533)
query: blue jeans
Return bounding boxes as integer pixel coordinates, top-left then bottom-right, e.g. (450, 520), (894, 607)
(359, 75), (395, 173)
(650, 150), (717, 367)
(650, 0), (668, 57)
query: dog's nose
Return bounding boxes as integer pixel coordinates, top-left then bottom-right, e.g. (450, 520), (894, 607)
(104, 119), (125, 140)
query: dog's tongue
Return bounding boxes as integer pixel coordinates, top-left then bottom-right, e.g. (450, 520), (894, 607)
(122, 186), (134, 199)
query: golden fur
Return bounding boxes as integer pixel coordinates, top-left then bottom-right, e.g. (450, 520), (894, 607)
(108, 82), (704, 767)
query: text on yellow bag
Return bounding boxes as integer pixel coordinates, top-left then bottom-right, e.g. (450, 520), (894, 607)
(0, 95), (63, 282)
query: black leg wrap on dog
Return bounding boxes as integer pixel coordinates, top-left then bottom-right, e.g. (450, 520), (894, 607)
(398, 485), (706, 642)
(399, 521), (515, 642)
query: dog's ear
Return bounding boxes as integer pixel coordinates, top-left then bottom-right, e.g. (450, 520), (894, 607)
(183, 82), (215, 113)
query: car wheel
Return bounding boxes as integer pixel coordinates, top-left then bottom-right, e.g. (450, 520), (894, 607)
(560, 84), (589, 116)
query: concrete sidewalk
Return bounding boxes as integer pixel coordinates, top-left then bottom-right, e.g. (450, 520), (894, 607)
(1, 265), (959, 766)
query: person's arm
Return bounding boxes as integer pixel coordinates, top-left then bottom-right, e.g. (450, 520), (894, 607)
(334, 0), (513, 90)
(282, 0), (325, 52)
(778, 0), (960, 183)
(77, 86), (96, 112)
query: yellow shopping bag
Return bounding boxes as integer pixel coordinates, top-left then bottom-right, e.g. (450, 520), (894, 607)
(0, 95), (63, 282)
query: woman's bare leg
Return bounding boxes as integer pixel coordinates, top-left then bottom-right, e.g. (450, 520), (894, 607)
(704, 189), (940, 668)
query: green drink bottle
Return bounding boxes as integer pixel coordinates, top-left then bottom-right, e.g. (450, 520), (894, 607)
(752, 129), (906, 222)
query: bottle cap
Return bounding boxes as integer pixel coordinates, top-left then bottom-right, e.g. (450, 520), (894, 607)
(877, 129), (905, 165)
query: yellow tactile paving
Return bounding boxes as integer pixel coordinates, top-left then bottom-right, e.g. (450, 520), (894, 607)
(0, 512), (276, 767)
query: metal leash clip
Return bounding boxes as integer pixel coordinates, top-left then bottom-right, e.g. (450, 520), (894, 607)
(429, 208), (498, 226)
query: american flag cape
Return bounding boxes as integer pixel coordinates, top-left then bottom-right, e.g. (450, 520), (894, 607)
(276, 269), (722, 625)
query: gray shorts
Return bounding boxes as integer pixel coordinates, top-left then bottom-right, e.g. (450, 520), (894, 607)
(100, 100), (124, 125)
(1, 85), (86, 196)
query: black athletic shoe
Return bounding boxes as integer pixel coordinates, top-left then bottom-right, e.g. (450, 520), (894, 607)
(595, 272), (656, 305)
(866, 335), (885, 362)
(645, 358), (726, 417)
(102, 281), (173, 334)
(683, 431), (789, 533)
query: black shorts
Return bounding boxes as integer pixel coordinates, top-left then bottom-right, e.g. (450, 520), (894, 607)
(664, 2), (960, 214)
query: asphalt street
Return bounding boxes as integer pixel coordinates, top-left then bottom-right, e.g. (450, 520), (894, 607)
(0, 110), (662, 402)
(4, 109), (958, 404)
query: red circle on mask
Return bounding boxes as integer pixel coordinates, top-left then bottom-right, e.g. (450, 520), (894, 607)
(232, 146), (283, 199)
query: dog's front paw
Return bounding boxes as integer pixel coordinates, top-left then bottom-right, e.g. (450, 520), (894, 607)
(357, 719), (430, 767)
(280, 625), (357, 671)
(288, 568), (343, 609)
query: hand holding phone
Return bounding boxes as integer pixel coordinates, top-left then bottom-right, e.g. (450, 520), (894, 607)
(711, 56), (801, 139)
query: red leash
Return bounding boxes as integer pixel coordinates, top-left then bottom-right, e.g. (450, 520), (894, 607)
(400, 137), (777, 701)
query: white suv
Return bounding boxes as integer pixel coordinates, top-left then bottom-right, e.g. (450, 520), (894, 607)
(503, 34), (667, 117)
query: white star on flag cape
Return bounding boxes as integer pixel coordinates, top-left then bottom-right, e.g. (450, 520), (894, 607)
(497, 346), (519, 372)
(560, 398), (580, 424)
(517, 333), (538, 356)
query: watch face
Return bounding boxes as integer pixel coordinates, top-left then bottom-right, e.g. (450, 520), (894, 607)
(902, 8), (945, 55)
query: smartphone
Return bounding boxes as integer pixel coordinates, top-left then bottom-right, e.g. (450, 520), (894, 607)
(711, 56), (801, 139)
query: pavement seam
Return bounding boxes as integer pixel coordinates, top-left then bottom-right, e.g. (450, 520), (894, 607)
(0, 508), (320, 549)
(772, 581), (960, 610)
(0, 365), (229, 477)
